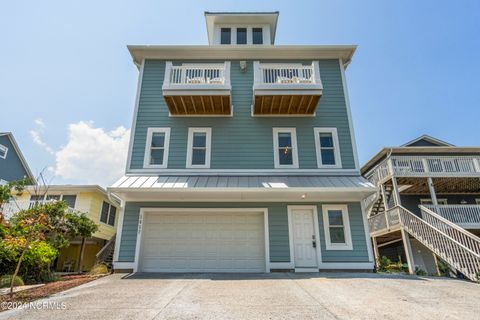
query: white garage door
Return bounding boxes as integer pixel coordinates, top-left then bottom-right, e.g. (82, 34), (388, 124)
(139, 211), (266, 272)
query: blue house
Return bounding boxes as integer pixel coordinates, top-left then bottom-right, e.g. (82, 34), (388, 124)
(110, 12), (376, 273)
(0, 132), (35, 184)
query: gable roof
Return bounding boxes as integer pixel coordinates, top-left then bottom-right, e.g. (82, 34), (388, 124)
(0, 132), (36, 184)
(401, 135), (454, 147)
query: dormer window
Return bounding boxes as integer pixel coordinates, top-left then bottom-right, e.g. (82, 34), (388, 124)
(220, 28), (231, 44)
(252, 28), (263, 44)
(236, 28), (247, 44)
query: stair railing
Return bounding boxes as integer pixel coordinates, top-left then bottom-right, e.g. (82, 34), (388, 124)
(96, 234), (116, 264)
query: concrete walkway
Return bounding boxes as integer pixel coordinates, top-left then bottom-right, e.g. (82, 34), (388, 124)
(1, 273), (478, 319)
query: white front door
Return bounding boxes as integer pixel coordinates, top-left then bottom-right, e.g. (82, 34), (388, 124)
(291, 209), (318, 268)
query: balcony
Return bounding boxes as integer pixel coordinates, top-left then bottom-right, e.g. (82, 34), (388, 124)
(1, 200), (75, 221)
(423, 204), (480, 229)
(252, 61), (323, 115)
(162, 62), (231, 116)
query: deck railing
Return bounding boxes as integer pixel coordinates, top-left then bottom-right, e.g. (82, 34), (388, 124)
(365, 155), (480, 185)
(1, 200), (75, 220)
(253, 62), (323, 88)
(368, 207), (401, 234)
(163, 62), (230, 89)
(423, 204), (480, 227)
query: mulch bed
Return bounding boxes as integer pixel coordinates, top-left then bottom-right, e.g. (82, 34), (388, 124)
(0, 274), (105, 311)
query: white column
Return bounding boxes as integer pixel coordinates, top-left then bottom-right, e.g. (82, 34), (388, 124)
(401, 229), (415, 274)
(372, 237), (380, 269)
(391, 177), (402, 207)
(427, 177), (438, 206)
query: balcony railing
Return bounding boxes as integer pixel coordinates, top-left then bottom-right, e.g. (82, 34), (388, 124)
(252, 61), (323, 115)
(423, 204), (480, 227)
(368, 207), (401, 235)
(365, 155), (480, 186)
(1, 200), (75, 221)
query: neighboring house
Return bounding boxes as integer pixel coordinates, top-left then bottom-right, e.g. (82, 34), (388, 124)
(109, 11), (376, 273)
(0, 132), (35, 184)
(4, 185), (120, 271)
(362, 135), (480, 281)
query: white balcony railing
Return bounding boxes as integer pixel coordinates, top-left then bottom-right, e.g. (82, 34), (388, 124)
(365, 155), (480, 186)
(423, 204), (480, 227)
(162, 62), (231, 93)
(1, 200), (75, 221)
(253, 61), (323, 93)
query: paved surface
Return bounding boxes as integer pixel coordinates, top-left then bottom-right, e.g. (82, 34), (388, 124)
(1, 273), (479, 319)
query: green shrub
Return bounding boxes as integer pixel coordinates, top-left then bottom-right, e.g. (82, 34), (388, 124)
(0, 241), (18, 275)
(89, 263), (109, 275)
(437, 260), (451, 277)
(0, 275), (24, 288)
(415, 267), (427, 276)
(378, 256), (391, 272)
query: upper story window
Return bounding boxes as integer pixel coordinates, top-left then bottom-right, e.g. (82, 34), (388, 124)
(220, 28), (231, 44)
(314, 128), (341, 168)
(322, 205), (352, 250)
(0, 144), (8, 159)
(187, 128), (212, 168)
(236, 28), (247, 44)
(32, 194), (77, 208)
(100, 201), (116, 226)
(252, 28), (263, 44)
(273, 128), (299, 169)
(144, 128), (170, 169)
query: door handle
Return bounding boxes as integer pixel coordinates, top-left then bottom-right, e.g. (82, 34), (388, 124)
(312, 241), (316, 248)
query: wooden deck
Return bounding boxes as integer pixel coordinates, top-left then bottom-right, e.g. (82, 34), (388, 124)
(164, 95), (231, 115)
(253, 94), (320, 115)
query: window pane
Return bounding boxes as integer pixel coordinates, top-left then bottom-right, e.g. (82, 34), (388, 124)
(252, 28), (263, 44)
(62, 195), (77, 208)
(220, 28), (231, 44)
(278, 148), (293, 165)
(321, 149), (336, 165)
(151, 133), (165, 148)
(330, 227), (346, 243)
(278, 133), (292, 148)
(328, 210), (344, 225)
(108, 207), (116, 226)
(46, 195), (61, 201)
(193, 132), (206, 148)
(0, 145), (6, 158)
(319, 133), (333, 147)
(100, 201), (109, 223)
(236, 28), (247, 44)
(192, 149), (206, 165)
(150, 149), (164, 165)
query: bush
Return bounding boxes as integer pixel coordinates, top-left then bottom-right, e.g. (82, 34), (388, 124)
(0, 275), (24, 288)
(437, 260), (451, 277)
(378, 256), (408, 273)
(0, 241), (18, 275)
(89, 263), (109, 275)
(415, 267), (427, 276)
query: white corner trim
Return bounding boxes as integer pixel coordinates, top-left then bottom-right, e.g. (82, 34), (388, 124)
(143, 128), (171, 169)
(272, 128), (299, 169)
(313, 127), (342, 169)
(126, 59), (145, 172)
(318, 262), (374, 269)
(287, 205), (322, 269)
(0, 144), (8, 159)
(322, 204), (353, 251)
(186, 128), (212, 169)
(339, 58), (359, 170)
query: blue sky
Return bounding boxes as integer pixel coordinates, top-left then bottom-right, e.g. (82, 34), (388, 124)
(1, 0), (479, 185)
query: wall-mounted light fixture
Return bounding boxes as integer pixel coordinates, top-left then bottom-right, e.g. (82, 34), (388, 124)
(239, 61), (247, 72)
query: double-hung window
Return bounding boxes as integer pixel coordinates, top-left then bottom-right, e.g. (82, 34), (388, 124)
(314, 128), (341, 168)
(143, 128), (170, 168)
(252, 28), (263, 44)
(236, 28), (247, 44)
(0, 144), (7, 159)
(322, 205), (352, 250)
(220, 28), (231, 44)
(273, 128), (299, 168)
(187, 128), (212, 168)
(100, 201), (117, 226)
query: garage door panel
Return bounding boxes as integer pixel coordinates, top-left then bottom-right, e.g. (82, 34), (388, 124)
(140, 212), (266, 272)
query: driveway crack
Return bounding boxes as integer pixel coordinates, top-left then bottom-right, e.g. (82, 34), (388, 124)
(150, 278), (198, 320)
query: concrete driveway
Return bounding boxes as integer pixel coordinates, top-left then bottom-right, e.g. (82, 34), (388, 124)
(1, 273), (479, 320)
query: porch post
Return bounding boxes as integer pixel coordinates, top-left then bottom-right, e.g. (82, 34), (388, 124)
(401, 229), (415, 274)
(427, 177), (438, 206)
(372, 236), (380, 270)
(391, 177), (402, 206)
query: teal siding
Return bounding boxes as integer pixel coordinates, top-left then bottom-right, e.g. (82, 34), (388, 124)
(118, 202), (370, 264)
(0, 135), (30, 182)
(129, 59), (355, 170)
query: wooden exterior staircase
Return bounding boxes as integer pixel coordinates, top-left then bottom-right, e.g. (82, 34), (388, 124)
(96, 234), (116, 269)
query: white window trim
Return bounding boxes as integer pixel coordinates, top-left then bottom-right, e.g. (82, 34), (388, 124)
(322, 204), (353, 251)
(272, 128), (299, 169)
(100, 201), (117, 227)
(186, 128), (212, 169)
(420, 198), (448, 205)
(0, 144), (8, 159)
(143, 128), (171, 169)
(314, 128), (341, 169)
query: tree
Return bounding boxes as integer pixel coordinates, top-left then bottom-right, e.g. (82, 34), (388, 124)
(0, 178), (29, 224)
(65, 212), (98, 272)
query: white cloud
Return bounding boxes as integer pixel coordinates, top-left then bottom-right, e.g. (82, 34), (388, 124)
(52, 121), (130, 186)
(30, 129), (55, 155)
(34, 118), (46, 129)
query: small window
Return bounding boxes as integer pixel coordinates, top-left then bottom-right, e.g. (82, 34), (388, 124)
(322, 205), (352, 250)
(273, 128), (299, 168)
(314, 128), (341, 168)
(100, 201), (116, 226)
(186, 128), (212, 168)
(0, 144), (7, 159)
(143, 128), (170, 168)
(220, 28), (231, 44)
(236, 28), (247, 44)
(46, 194), (61, 201)
(252, 28), (263, 44)
(62, 195), (77, 208)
